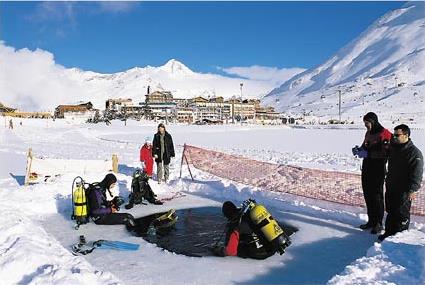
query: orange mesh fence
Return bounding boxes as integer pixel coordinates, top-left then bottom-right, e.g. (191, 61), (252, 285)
(183, 144), (425, 217)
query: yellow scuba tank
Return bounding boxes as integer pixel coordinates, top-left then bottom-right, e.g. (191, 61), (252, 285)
(249, 203), (284, 241)
(242, 199), (290, 254)
(72, 177), (88, 228)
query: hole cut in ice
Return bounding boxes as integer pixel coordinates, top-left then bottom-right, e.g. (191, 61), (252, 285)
(129, 206), (298, 257)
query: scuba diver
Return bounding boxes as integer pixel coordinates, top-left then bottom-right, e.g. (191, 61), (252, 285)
(125, 168), (163, 210)
(211, 200), (291, 260)
(87, 173), (135, 226)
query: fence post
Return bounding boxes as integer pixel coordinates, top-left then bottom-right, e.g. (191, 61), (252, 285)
(179, 144), (194, 181)
(179, 144), (186, 178)
(24, 148), (33, 186)
(184, 147), (194, 181)
(112, 154), (118, 173)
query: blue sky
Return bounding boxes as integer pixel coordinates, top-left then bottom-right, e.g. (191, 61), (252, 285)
(0, 1), (404, 74)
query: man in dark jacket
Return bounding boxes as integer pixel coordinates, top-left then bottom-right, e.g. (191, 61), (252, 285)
(211, 201), (276, 260)
(88, 173), (135, 226)
(353, 112), (392, 234)
(153, 123), (175, 184)
(378, 124), (423, 241)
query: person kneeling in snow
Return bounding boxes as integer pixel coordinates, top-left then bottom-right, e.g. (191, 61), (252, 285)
(125, 169), (163, 210)
(211, 201), (276, 260)
(88, 173), (135, 227)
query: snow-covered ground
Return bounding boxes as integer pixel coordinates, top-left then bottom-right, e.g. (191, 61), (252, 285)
(1, 119), (424, 285)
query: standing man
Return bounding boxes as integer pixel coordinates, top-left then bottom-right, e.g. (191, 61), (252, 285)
(379, 124), (423, 241)
(153, 123), (175, 184)
(353, 112), (392, 234)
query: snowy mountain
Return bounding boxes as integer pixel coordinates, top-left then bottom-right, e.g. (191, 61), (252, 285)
(262, 2), (425, 123)
(63, 58), (276, 108)
(0, 42), (301, 111)
(63, 59), (303, 109)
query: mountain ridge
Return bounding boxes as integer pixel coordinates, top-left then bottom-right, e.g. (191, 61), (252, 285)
(261, 2), (425, 122)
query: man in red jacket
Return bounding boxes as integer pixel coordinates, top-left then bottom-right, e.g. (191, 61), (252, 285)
(353, 112), (392, 234)
(140, 136), (154, 177)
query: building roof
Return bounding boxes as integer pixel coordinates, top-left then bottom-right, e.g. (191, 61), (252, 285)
(0, 102), (16, 113)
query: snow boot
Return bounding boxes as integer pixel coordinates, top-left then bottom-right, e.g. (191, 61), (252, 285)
(125, 202), (134, 210)
(359, 222), (373, 230)
(370, 223), (383, 234)
(378, 232), (390, 242)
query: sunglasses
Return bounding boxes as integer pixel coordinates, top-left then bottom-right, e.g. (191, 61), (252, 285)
(393, 133), (405, 137)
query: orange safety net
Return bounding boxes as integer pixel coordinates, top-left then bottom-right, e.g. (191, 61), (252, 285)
(183, 144), (425, 216)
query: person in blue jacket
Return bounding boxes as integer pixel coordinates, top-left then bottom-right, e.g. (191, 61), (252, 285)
(88, 173), (135, 226)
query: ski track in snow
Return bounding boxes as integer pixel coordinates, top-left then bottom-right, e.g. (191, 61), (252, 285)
(0, 119), (424, 285)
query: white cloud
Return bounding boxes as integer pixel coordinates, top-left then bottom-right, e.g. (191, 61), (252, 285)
(28, 2), (77, 24)
(0, 42), (289, 112)
(0, 42), (88, 111)
(219, 65), (305, 86)
(25, 2), (138, 38)
(29, 1), (137, 22)
(98, 2), (139, 14)
(25, 2), (79, 38)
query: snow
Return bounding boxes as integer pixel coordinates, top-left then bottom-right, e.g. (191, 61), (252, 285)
(328, 230), (425, 285)
(1, 3), (425, 284)
(1, 119), (424, 285)
(262, 2), (425, 124)
(0, 210), (121, 285)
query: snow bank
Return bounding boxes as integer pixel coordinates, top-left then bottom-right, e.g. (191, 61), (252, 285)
(328, 230), (425, 285)
(0, 208), (121, 285)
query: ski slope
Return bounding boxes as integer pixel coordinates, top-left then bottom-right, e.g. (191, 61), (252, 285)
(0, 119), (424, 284)
(263, 2), (425, 124)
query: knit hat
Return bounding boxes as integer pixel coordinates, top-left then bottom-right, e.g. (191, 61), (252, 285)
(363, 112), (379, 124)
(144, 136), (152, 144)
(222, 201), (239, 220)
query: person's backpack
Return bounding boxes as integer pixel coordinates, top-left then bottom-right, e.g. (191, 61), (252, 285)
(126, 169), (162, 209)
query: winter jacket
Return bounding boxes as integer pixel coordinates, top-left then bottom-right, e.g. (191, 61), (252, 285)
(88, 184), (112, 219)
(153, 131), (175, 164)
(386, 139), (423, 194)
(362, 128), (392, 159)
(224, 216), (274, 259)
(140, 144), (154, 176)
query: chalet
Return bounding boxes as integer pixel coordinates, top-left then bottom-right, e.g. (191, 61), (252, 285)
(254, 106), (281, 124)
(105, 98), (133, 112)
(144, 102), (177, 122)
(176, 107), (194, 123)
(1, 103), (52, 118)
(54, 102), (94, 119)
(190, 96), (209, 108)
(172, 98), (190, 107)
(145, 91), (173, 103)
(0, 102), (16, 113)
